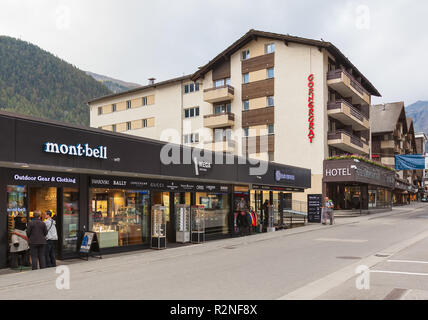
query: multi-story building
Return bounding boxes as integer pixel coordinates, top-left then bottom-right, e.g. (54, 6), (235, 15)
(371, 102), (419, 204)
(415, 132), (428, 195)
(88, 29), (382, 206)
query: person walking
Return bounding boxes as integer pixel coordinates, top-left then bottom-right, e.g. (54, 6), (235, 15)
(262, 200), (270, 232)
(27, 211), (48, 270)
(44, 211), (58, 268)
(9, 215), (30, 269)
(236, 211), (249, 237)
(322, 197), (335, 225)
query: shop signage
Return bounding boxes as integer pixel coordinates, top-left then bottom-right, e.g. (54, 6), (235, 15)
(252, 184), (304, 192)
(325, 168), (352, 177)
(308, 74), (315, 143)
(193, 157), (212, 176)
(44, 142), (107, 160)
(90, 176), (229, 193)
(12, 173), (77, 185)
(307, 194), (322, 223)
(275, 170), (295, 182)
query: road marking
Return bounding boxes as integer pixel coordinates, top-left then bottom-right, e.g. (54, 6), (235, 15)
(278, 228), (428, 300)
(315, 238), (368, 243)
(383, 288), (409, 300)
(371, 270), (428, 276)
(388, 259), (428, 265)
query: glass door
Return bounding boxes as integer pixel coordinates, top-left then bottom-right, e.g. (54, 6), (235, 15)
(62, 188), (79, 254)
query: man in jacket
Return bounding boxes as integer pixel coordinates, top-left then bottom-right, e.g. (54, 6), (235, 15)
(44, 211), (58, 268)
(27, 211), (48, 270)
(236, 211), (249, 237)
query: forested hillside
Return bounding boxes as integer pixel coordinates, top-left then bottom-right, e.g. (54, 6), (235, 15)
(0, 36), (112, 126)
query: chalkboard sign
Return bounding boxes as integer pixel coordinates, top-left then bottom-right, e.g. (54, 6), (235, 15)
(79, 231), (101, 260)
(307, 194), (322, 223)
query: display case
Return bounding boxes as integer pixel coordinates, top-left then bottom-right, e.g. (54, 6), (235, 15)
(151, 205), (166, 249)
(191, 205), (205, 243)
(267, 205), (275, 233)
(176, 204), (190, 243)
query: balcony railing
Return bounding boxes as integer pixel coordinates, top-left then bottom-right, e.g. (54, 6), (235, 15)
(328, 130), (369, 155)
(203, 112), (235, 129)
(327, 100), (370, 131)
(203, 85), (235, 103)
(327, 69), (371, 105)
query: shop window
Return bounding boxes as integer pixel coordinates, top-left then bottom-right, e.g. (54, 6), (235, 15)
(7, 185), (28, 246)
(89, 189), (150, 248)
(62, 188), (79, 254)
(196, 192), (230, 236)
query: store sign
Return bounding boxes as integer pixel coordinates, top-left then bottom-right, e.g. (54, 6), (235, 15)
(307, 194), (322, 223)
(13, 173), (77, 184)
(308, 74), (315, 143)
(44, 142), (107, 160)
(252, 184), (304, 192)
(193, 157), (212, 176)
(325, 168), (352, 177)
(275, 170), (295, 182)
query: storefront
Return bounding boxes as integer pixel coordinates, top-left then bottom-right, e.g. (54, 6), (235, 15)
(323, 158), (395, 212)
(0, 111), (311, 268)
(393, 178), (418, 206)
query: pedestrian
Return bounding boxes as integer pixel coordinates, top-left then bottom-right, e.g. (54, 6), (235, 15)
(27, 210), (48, 270)
(9, 215), (30, 269)
(44, 210), (58, 268)
(322, 197), (335, 225)
(236, 211), (249, 237)
(262, 200), (270, 232)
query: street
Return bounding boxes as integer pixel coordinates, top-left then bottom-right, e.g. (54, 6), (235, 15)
(1, 204), (428, 300)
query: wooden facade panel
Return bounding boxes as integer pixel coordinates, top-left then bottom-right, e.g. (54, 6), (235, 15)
(243, 135), (275, 153)
(242, 53), (274, 74)
(242, 78), (274, 100)
(147, 95), (155, 105)
(242, 107), (274, 127)
(147, 117), (155, 127)
(212, 60), (231, 81)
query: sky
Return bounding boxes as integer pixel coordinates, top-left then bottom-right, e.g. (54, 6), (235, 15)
(0, 0), (427, 106)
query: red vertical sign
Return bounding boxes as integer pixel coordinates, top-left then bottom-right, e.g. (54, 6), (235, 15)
(308, 74), (315, 143)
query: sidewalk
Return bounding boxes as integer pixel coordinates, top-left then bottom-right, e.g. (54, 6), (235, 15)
(1, 203), (426, 278)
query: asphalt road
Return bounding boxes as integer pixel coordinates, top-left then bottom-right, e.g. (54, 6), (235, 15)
(1, 203), (428, 300)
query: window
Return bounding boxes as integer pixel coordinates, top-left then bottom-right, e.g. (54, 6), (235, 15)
(98, 107), (102, 115)
(267, 96), (274, 107)
(112, 124), (116, 132)
(267, 68), (274, 79)
(214, 103), (231, 114)
(184, 107), (199, 118)
(243, 127), (249, 137)
(214, 79), (224, 88)
(243, 73), (249, 84)
(242, 50), (250, 60)
(184, 82), (200, 94)
(265, 43), (275, 54)
(268, 124), (274, 135)
(243, 100), (250, 111)
(113, 104), (117, 112)
(127, 122), (131, 131)
(142, 97), (148, 106)
(89, 188), (150, 248)
(143, 119), (148, 128)
(184, 133), (199, 144)
(126, 101), (131, 110)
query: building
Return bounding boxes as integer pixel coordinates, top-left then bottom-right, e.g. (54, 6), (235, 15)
(88, 29), (381, 208)
(0, 111), (311, 269)
(415, 132), (428, 195)
(371, 102), (419, 204)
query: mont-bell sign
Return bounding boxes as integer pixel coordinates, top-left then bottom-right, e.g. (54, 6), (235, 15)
(44, 142), (107, 160)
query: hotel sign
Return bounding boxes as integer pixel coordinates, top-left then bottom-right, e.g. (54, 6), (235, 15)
(44, 142), (107, 160)
(308, 74), (315, 143)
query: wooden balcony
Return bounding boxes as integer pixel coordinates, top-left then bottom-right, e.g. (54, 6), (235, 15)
(203, 85), (234, 103)
(328, 130), (369, 155)
(327, 100), (369, 131)
(203, 112), (235, 129)
(327, 69), (371, 105)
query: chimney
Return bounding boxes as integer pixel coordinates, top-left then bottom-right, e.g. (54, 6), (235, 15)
(148, 78), (156, 85)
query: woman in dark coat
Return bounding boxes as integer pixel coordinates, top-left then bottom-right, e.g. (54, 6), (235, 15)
(236, 211), (249, 237)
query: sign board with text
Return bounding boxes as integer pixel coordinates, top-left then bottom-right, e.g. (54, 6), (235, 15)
(307, 194), (322, 223)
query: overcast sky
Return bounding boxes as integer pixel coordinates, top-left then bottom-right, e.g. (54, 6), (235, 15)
(1, 0), (427, 105)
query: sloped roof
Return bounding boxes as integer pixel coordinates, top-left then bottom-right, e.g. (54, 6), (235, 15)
(191, 29), (381, 96)
(407, 118), (414, 134)
(371, 102), (406, 134)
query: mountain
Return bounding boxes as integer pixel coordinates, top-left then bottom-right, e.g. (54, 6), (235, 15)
(0, 36), (112, 126)
(406, 100), (428, 151)
(86, 71), (141, 93)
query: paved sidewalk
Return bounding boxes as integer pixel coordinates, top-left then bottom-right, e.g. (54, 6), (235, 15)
(0, 203), (425, 278)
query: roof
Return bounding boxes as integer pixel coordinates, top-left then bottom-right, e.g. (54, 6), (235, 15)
(370, 102), (406, 134)
(406, 118), (414, 134)
(191, 29), (381, 96)
(87, 74), (192, 105)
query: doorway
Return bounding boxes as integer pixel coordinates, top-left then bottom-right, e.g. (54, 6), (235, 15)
(152, 192), (172, 243)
